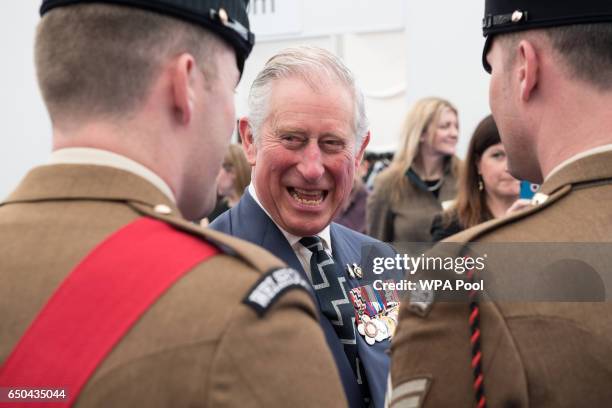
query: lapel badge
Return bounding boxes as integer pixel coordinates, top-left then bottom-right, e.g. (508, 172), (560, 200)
(353, 263), (363, 279)
(346, 263), (356, 279)
(346, 263), (363, 279)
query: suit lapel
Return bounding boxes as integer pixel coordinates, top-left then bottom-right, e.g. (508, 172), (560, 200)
(225, 198), (364, 405)
(330, 224), (363, 291)
(231, 193), (305, 276)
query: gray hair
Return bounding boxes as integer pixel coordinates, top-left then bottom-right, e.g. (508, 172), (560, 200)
(247, 46), (369, 146)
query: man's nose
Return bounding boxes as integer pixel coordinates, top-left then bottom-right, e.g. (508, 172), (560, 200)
(296, 142), (325, 181)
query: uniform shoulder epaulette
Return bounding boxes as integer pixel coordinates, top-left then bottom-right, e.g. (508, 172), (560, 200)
(446, 184), (572, 243)
(128, 201), (314, 317)
(127, 201), (284, 273)
(405, 184), (573, 318)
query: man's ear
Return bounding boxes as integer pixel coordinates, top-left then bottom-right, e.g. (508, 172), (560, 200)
(239, 117), (257, 165)
(171, 53), (197, 125)
(355, 131), (371, 169)
(517, 39), (539, 102)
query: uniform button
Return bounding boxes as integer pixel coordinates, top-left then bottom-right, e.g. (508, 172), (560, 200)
(511, 10), (524, 23)
(154, 204), (172, 215)
(531, 192), (549, 206)
(219, 8), (229, 25)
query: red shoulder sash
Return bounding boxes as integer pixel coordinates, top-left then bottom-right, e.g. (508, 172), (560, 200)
(0, 217), (219, 407)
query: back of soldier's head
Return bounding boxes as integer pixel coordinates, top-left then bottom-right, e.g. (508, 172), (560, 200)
(35, 4), (220, 124)
(35, 1), (254, 124)
(482, 1), (612, 90)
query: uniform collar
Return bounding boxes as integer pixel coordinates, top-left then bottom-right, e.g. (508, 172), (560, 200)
(541, 146), (612, 195)
(545, 144), (612, 183)
(247, 184), (332, 252)
(49, 148), (176, 203)
(3, 163), (178, 216)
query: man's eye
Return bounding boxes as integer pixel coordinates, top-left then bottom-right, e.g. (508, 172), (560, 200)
(320, 139), (345, 152)
(280, 134), (305, 148)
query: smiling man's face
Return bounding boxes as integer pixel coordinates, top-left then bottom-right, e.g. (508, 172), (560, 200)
(245, 76), (367, 236)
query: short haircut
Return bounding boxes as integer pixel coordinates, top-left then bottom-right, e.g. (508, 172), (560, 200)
(497, 23), (612, 90)
(35, 3), (225, 123)
(546, 23), (612, 90)
(247, 46), (368, 146)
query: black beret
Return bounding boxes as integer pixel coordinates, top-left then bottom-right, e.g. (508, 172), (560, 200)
(40, 0), (255, 75)
(482, 0), (612, 72)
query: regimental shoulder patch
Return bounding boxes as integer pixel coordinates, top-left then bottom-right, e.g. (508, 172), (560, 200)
(243, 267), (312, 317)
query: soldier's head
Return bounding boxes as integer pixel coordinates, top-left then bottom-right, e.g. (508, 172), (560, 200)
(239, 46), (370, 236)
(36, 0), (254, 220)
(482, 1), (612, 182)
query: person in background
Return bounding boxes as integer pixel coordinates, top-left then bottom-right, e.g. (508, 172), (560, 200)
(367, 97), (460, 243)
(334, 175), (369, 233)
(207, 143), (251, 222)
(362, 151), (393, 191)
(430, 115), (529, 241)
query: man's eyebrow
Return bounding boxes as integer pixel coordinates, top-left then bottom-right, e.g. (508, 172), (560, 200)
(319, 132), (345, 139)
(273, 127), (308, 136)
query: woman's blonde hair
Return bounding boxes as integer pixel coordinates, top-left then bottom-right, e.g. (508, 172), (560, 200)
(223, 144), (251, 197)
(386, 97), (459, 203)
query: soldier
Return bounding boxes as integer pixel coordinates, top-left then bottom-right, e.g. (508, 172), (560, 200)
(0, 1), (346, 406)
(389, 1), (612, 407)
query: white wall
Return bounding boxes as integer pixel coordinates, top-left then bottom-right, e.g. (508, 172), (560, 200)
(237, 0), (409, 152)
(404, 1), (492, 155)
(1, 1), (491, 198)
(1, 2), (51, 199)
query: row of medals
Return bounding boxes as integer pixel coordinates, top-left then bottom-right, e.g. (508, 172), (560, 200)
(356, 303), (399, 345)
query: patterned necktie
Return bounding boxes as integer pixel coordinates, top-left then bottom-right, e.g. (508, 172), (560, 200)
(299, 236), (370, 402)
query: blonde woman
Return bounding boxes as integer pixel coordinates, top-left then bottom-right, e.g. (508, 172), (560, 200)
(216, 144), (252, 208)
(204, 144), (251, 224)
(367, 97), (460, 242)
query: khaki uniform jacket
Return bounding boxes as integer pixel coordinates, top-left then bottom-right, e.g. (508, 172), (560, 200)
(0, 164), (346, 407)
(389, 150), (612, 407)
(367, 165), (458, 243)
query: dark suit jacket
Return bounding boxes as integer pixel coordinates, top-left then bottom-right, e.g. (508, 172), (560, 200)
(211, 191), (401, 408)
